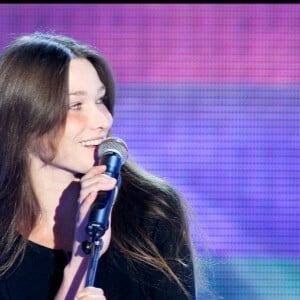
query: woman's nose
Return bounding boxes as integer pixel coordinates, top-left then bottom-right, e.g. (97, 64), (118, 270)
(91, 104), (113, 130)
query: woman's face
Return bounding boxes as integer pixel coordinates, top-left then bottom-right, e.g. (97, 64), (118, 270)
(48, 58), (113, 175)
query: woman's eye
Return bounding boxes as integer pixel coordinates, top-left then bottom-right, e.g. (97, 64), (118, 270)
(96, 96), (106, 105)
(69, 102), (82, 110)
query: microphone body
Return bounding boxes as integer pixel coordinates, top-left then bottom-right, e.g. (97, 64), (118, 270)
(86, 137), (128, 239)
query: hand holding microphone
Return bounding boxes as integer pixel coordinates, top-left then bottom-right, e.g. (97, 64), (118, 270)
(85, 136), (128, 240)
(78, 137), (128, 288)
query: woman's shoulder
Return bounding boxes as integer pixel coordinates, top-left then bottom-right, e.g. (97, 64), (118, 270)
(0, 240), (68, 299)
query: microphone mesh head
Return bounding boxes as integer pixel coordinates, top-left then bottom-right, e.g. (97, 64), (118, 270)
(97, 136), (128, 165)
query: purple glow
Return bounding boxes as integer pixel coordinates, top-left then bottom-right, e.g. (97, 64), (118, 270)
(0, 4), (300, 84)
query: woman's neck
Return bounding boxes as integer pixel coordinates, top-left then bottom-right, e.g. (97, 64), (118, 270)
(29, 157), (81, 251)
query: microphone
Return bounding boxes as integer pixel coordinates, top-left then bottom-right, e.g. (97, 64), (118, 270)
(86, 136), (128, 239)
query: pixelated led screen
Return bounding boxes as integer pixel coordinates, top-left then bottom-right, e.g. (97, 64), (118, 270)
(0, 4), (299, 299)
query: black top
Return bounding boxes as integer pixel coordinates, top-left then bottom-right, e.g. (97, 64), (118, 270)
(0, 237), (195, 300)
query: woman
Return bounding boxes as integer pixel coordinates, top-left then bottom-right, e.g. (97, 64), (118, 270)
(0, 32), (197, 299)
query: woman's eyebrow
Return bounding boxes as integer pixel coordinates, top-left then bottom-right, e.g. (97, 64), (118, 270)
(68, 90), (86, 96)
(69, 86), (106, 97)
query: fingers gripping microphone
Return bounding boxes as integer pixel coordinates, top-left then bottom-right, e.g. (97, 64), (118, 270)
(86, 136), (128, 240)
(84, 138), (128, 286)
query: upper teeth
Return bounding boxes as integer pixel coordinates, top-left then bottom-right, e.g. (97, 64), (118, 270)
(80, 139), (102, 146)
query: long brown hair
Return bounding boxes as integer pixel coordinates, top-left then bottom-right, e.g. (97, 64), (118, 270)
(0, 32), (196, 299)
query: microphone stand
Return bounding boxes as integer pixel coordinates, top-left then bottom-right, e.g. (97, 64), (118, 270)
(82, 228), (104, 287)
(82, 183), (120, 287)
